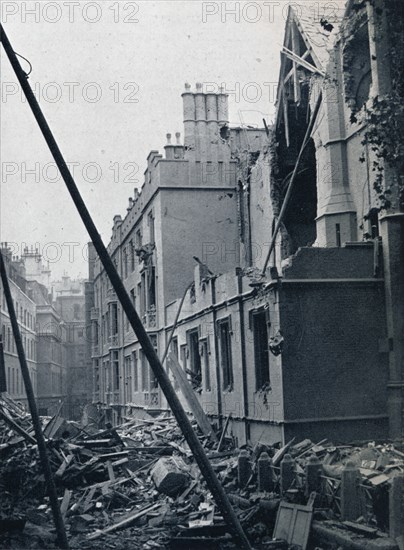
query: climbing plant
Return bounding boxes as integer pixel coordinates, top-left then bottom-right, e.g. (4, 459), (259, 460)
(342, 0), (404, 211)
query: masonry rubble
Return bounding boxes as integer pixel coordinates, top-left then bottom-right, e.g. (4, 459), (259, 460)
(0, 394), (403, 550)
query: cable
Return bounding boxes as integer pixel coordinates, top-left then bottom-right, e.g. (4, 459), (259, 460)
(14, 51), (32, 76)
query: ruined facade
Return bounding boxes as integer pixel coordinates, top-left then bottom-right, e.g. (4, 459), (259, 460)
(87, 2), (403, 444)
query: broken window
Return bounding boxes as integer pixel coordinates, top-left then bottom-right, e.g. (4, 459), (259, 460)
(171, 337), (179, 390)
(251, 309), (270, 391)
(149, 335), (158, 389)
(218, 318), (233, 391)
(187, 328), (202, 389)
(200, 338), (211, 391)
(112, 350), (119, 390)
(180, 344), (187, 373)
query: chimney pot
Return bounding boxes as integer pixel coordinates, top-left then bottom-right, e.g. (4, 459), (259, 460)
(196, 82), (202, 91)
(185, 82), (191, 91)
(166, 133), (172, 145)
(175, 132), (181, 144)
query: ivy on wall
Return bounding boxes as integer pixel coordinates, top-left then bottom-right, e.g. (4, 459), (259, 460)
(343, 0), (404, 211)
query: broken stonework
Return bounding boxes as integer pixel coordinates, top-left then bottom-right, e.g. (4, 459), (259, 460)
(151, 456), (189, 496)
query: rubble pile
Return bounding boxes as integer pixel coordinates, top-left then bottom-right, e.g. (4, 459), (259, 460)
(0, 395), (403, 550)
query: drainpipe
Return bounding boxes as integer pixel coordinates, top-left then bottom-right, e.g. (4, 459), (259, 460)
(211, 276), (223, 428)
(237, 269), (250, 442)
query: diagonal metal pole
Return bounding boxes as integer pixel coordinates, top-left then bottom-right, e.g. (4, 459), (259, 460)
(0, 25), (251, 549)
(0, 252), (69, 549)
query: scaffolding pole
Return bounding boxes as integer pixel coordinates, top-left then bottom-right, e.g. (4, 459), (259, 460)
(0, 24), (251, 549)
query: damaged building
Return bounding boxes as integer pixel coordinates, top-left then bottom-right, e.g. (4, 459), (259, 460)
(87, 2), (403, 446)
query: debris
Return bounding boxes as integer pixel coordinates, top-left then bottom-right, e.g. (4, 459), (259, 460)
(273, 492), (316, 550)
(1, 393), (403, 550)
(151, 456), (189, 496)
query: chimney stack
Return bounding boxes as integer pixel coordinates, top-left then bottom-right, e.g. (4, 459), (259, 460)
(164, 133), (175, 160)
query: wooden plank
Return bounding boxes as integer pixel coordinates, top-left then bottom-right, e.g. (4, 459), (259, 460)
(86, 502), (161, 540)
(167, 353), (217, 443)
(106, 460), (115, 482)
(55, 454), (74, 478)
(60, 489), (71, 518)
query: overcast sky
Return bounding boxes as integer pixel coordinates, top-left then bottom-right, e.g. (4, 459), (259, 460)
(0, 0), (335, 280)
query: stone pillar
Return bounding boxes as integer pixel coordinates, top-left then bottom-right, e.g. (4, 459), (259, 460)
(258, 452), (274, 492)
(238, 449), (251, 489)
(341, 460), (360, 521)
(305, 455), (323, 498)
(280, 453), (295, 496)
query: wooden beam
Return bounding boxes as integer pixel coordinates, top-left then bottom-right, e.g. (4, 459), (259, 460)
(291, 22), (301, 104)
(167, 354), (218, 444)
(87, 502), (161, 540)
(0, 405), (36, 445)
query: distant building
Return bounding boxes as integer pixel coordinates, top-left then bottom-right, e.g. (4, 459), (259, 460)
(54, 275), (91, 420)
(1, 244), (91, 419)
(27, 276), (68, 417)
(0, 244), (38, 406)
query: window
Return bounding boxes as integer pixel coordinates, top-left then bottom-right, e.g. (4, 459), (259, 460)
(124, 355), (131, 402)
(251, 309), (270, 391)
(130, 288), (136, 308)
(112, 350), (119, 390)
(180, 344), (187, 372)
(130, 240), (136, 271)
(73, 303), (81, 319)
(135, 229), (142, 251)
(123, 247), (128, 279)
(148, 266), (156, 308)
(139, 275), (146, 316)
(149, 335), (158, 389)
(110, 303), (118, 336)
(218, 318), (233, 391)
(170, 337), (179, 390)
(133, 351), (139, 392)
(140, 350), (149, 391)
(148, 211), (155, 245)
(201, 338), (211, 391)
(187, 328), (202, 389)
